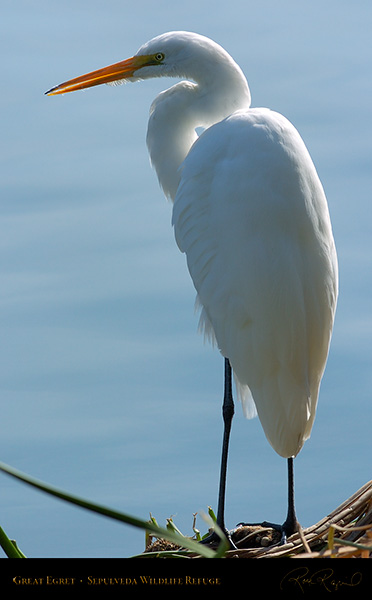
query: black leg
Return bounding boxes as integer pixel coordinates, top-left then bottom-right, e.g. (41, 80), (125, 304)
(202, 358), (236, 548)
(237, 457), (298, 545)
(281, 457), (298, 542)
(216, 357), (234, 532)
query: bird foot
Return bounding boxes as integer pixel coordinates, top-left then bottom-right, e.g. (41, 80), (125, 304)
(200, 528), (237, 550)
(234, 519), (297, 547)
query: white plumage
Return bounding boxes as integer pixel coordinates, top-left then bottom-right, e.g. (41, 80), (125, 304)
(172, 107), (337, 457)
(141, 33), (338, 459)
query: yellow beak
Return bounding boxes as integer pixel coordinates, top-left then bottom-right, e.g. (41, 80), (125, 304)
(45, 55), (151, 96)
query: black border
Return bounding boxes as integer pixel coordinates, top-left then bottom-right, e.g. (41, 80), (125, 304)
(2, 557), (371, 596)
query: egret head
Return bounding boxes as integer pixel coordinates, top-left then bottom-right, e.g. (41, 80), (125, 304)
(45, 31), (246, 95)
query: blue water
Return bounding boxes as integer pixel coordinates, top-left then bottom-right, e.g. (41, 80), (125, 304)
(1, 0), (371, 557)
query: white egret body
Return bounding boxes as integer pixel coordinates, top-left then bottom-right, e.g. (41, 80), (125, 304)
(46, 31), (338, 542)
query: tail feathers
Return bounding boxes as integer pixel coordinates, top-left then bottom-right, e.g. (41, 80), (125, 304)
(234, 376), (257, 419)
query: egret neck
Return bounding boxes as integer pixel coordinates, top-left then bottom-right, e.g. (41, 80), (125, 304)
(146, 56), (251, 201)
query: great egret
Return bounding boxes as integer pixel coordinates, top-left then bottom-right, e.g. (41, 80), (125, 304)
(46, 31), (338, 547)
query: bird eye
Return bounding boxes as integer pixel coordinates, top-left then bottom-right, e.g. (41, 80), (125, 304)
(154, 53), (165, 62)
